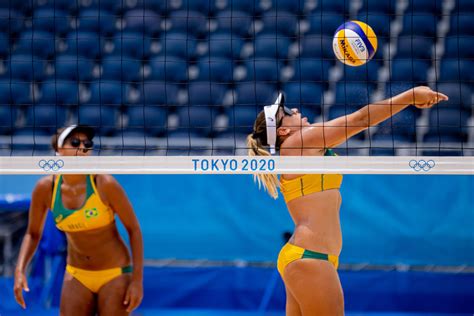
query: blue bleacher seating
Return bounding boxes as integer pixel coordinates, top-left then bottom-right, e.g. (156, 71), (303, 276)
(454, 0), (474, 12)
(8, 53), (46, 81)
(87, 81), (128, 107)
(291, 58), (331, 83)
(176, 106), (218, 137)
(0, 104), (17, 134)
(449, 14), (474, 35)
(179, 0), (218, 15)
(260, 10), (298, 37)
(390, 59), (430, 84)
(124, 9), (161, 35)
(65, 31), (102, 58)
(334, 82), (373, 107)
(299, 35), (334, 60)
(427, 108), (470, 140)
(223, 0), (261, 15)
(197, 58), (234, 83)
(283, 82), (324, 119)
(148, 56), (188, 82)
(23, 104), (67, 133)
(270, 0), (304, 14)
(100, 56), (142, 82)
(127, 105), (168, 136)
(215, 10), (252, 37)
(168, 10), (208, 38)
(234, 82), (276, 107)
(400, 14), (438, 37)
(77, 9), (116, 35)
(253, 35), (291, 59)
(359, 0), (396, 15)
(54, 54), (94, 81)
(80, 0), (122, 12)
(0, 32), (9, 57)
(375, 108), (417, 141)
(307, 13), (346, 36)
(316, 0), (350, 13)
(31, 8), (69, 35)
(433, 82), (472, 111)
(159, 32), (196, 59)
(356, 14), (391, 39)
(208, 33), (243, 59)
(139, 81), (180, 106)
(396, 36), (434, 60)
(443, 36), (474, 59)
(75, 104), (117, 135)
(31, 0), (77, 12)
(341, 62), (380, 85)
(0, 79), (31, 105)
(244, 59), (282, 83)
(0, 9), (24, 34)
(112, 31), (151, 59)
(439, 59), (474, 82)
(406, 0), (443, 15)
(40, 80), (79, 106)
(188, 82), (227, 106)
(16, 30), (55, 58)
(226, 105), (261, 131)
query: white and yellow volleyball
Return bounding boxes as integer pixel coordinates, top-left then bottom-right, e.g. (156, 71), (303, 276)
(333, 21), (378, 66)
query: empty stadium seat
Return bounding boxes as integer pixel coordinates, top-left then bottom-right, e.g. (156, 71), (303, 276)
(123, 9), (161, 35)
(54, 54), (94, 81)
(291, 58), (331, 83)
(260, 10), (298, 37)
(87, 81), (128, 107)
(454, 0), (474, 12)
(16, 30), (55, 58)
(148, 56), (188, 82)
(112, 32), (151, 59)
(316, 0), (350, 13)
(356, 14), (391, 39)
(448, 14), (474, 35)
(0, 79), (31, 105)
(253, 35), (291, 59)
(358, 0), (396, 15)
(0, 104), (17, 134)
(208, 33), (243, 59)
(270, 0), (304, 14)
(0, 9), (24, 35)
(188, 82), (227, 106)
(77, 9), (116, 35)
(23, 104), (67, 133)
(396, 36), (434, 60)
(400, 14), (438, 38)
(75, 104), (117, 135)
(443, 36), (474, 59)
(7, 53), (46, 81)
(100, 56), (142, 82)
(226, 105), (261, 132)
(306, 13), (346, 36)
(31, 8), (69, 35)
(427, 108), (470, 140)
(31, 0), (77, 12)
(176, 106), (218, 137)
(406, 0), (443, 15)
(244, 59), (282, 83)
(341, 62), (380, 85)
(138, 81), (180, 106)
(433, 82), (472, 111)
(197, 58), (234, 83)
(390, 59), (430, 84)
(234, 82), (276, 107)
(179, 0), (218, 15)
(65, 31), (102, 58)
(40, 80), (79, 106)
(298, 35), (334, 60)
(215, 10), (252, 37)
(375, 108), (417, 141)
(439, 59), (474, 82)
(159, 32), (196, 59)
(283, 82), (324, 119)
(223, 0), (262, 14)
(167, 10), (208, 38)
(334, 82), (373, 107)
(127, 105), (168, 136)
(80, 0), (122, 12)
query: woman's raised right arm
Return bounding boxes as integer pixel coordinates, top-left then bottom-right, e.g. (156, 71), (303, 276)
(13, 176), (52, 309)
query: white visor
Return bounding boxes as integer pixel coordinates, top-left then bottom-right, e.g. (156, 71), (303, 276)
(263, 92), (285, 154)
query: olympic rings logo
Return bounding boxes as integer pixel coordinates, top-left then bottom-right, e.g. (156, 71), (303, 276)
(408, 159), (435, 172)
(38, 159), (64, 172)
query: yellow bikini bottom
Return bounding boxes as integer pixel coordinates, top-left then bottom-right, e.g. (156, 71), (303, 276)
(277, 243), (339, 277)
(66, 264), (132, 293)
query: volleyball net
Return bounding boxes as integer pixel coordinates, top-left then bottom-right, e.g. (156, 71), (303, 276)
(0, 0), (473, 174)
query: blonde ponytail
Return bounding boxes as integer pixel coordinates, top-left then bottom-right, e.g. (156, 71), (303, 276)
(247, 134), (279, 199)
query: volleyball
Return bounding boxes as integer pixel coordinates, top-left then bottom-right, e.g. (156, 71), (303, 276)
(333, 21), (378, 66)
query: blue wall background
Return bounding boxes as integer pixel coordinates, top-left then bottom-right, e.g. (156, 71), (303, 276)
(1, 175), (472, 266)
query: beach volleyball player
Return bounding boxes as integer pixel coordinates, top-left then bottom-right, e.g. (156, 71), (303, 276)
(13, 125), (144, 315)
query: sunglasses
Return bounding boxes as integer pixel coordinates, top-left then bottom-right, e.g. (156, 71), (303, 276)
(69, 138), (94, 149)
(277, 106), (293, 127)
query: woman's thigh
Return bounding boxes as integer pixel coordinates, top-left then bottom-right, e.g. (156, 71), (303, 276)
(60, 272), (96, 316)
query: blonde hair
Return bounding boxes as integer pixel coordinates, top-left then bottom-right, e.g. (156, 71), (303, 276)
(247, 111), (280, 199)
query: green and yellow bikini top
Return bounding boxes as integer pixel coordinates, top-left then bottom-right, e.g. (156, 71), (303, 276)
(50, 175), (115, 232)
(279, 149), (343, 203)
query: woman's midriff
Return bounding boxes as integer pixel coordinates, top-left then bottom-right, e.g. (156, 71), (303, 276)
(286, 189), (343, 256)
(65, 223), (131, 270)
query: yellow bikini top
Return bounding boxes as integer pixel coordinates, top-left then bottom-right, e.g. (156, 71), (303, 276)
(279, 149), (343, 203)
(50, 175), (114, 232)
